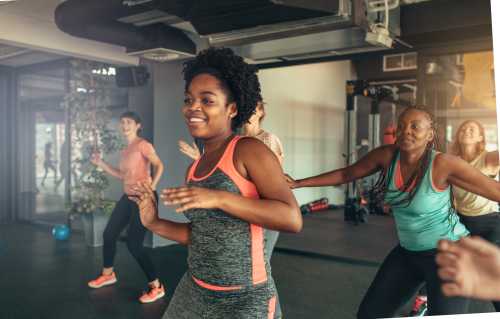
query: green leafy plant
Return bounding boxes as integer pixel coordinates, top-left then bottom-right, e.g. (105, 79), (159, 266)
(62, 59), (123, 215)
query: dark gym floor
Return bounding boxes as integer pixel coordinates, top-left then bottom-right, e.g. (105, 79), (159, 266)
(0, 210), (495, 319)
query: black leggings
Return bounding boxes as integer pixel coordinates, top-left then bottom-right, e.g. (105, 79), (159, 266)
(103, 194), (157, 282)
(357, 245), (469, 319)
(459, 211), (500, 312)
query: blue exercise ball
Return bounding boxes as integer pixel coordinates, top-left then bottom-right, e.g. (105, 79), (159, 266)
(52, 224), (70, 241)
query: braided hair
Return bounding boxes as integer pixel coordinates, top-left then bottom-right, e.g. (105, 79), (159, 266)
(370, 106), (459, 229)
(371, 107), (438, 207)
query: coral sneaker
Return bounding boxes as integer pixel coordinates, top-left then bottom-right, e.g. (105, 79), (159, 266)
(139, 283), (165, 303)
(88, 272), (117, 289)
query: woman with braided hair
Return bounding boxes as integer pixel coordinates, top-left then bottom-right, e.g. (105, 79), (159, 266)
(287, 107), (500, 317)
(131, 47), (301, 318)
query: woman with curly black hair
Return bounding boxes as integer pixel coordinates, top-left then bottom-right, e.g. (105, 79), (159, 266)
(130, 47), (302, 318)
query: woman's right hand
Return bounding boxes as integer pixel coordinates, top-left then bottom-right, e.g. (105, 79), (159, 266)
(90, 152), (102, 166)
(178, 140), (201, 160)
(285, 174), (299, 189)
(130, 182), (160, 228)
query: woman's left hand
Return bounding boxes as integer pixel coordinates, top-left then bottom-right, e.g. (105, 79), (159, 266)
(160, 186), (222, 213)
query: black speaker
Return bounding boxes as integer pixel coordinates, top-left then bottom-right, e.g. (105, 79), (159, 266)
(116, 66), (150, 87)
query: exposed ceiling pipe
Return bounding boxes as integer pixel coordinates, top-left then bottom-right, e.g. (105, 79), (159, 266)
(54, 0), (195, 56)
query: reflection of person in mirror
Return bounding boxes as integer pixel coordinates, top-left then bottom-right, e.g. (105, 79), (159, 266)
(41, 142), (57, 187)
(449, 120), (500, 311)
(55, 140), (78, 190)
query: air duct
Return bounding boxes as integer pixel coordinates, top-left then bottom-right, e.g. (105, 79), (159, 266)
(54, 0), (196, 62)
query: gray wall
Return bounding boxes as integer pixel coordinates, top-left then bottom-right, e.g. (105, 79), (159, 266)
(128, 61), (155, 143)
(0, 67), (17, 223)
(151, 61), (192, 247)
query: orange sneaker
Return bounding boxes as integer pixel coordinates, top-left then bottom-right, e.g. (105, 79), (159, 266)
(88, 272), (117, 289)
(139, 283), (165, 303)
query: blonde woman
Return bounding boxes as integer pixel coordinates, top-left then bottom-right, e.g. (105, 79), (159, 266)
(450, 120), (500, 311)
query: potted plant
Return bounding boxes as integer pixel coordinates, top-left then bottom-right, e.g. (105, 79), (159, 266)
(63, 59), (123, 247)
(69, 169), (116, 247)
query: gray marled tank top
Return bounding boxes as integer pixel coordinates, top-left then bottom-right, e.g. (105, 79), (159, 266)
(185, 136), (271, 290)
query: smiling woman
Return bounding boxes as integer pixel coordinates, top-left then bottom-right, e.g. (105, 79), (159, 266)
(87, 111), (166, 304)
(131, 47), (301, 319)
(450, 119), (500, 312)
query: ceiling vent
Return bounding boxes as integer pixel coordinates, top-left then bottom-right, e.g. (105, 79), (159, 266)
(128, 48), (195, 62)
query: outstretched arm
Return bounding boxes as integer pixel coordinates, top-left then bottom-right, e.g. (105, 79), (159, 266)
(437, 153), (500, 202)
(287, 145), (395, 189)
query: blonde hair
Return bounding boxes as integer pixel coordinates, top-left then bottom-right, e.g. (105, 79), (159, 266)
(451, 120), (486, 158)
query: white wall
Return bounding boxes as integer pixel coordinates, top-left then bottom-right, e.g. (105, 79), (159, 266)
(259, 61), (355, 205)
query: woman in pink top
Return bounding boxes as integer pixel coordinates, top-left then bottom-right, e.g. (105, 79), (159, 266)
(87, 111), (166, 304)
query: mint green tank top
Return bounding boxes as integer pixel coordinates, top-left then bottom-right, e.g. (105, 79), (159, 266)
(385, 150), (469, 251)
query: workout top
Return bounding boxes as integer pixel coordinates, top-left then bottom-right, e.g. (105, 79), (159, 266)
(185, 135), (270, 291)
(385, 150), (469, 251)
(255, 130), (284, 164)
(119, 138), (155, 195)
(453, 151), (498, 217)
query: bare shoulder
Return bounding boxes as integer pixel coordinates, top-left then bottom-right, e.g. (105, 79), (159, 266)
(433, 152), (464, 174)
(434, 152), (459, 165)
(236, 136), (267, 148)
(234, 136), (274, 159)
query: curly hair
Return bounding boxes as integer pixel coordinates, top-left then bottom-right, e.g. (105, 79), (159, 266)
(182, 47), (262, 130)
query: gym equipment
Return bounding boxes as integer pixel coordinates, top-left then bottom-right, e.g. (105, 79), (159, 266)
(383, 123), (397, 145)
(52, 224), (71, 241)
(344, 81), (366, 222)
(409, 295), (428, 317)
(300, 198), (329, 215)
(344, 80), (410, 222)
